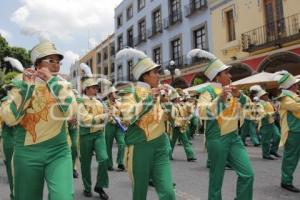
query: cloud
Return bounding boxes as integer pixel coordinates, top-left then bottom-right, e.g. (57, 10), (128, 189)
(11, 0), (121, 41)
(0, 28), (11, 40)
(88, 37), (98, 49)
(61, 50), (79, 74)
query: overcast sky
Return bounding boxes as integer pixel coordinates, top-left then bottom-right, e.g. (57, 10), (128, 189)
(0, 0), (122, 74)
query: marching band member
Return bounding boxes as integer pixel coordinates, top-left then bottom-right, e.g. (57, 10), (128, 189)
(0, 40), (77, 200)
(240, 94), (260, 147)
(77, 63), (109, 199)
(250, 85), (280, 160)
(104, 86), (126, 171)
(188, 49), (254, 200)
(169, 90), (196, 161)
(116, 48), (176, 200)
(274, 71), (300, 193)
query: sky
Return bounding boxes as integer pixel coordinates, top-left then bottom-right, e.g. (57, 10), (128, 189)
(0, 0), (122, 74)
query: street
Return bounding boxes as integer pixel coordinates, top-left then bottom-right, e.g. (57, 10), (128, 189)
(0, 134), (299, 200)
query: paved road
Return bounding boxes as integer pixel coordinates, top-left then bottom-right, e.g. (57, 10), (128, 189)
(0, 135), (299, 200)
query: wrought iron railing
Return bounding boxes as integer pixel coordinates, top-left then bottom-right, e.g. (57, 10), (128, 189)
(147, 23), (163, 38)
(242, 13), (300, 52)
(184, 0), (207, 17)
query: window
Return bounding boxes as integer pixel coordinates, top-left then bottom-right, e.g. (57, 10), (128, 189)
(111, 63), (115, 73)
(97, 67), (101, 75)
(104, 51), (108, 60)
(226, 10), (236, 41)
(171, 38), (181, 65)
(264, 0), (285, 40)
(127, 5), (133, 20)
(193, 26), (206, 49)
(110, 45), (115, 56)
(117, 65), (123, 80)
(152, 9), (162, 33)
(117, 34), (123, 51)
(192, 0), (206, 10)
(138, 19), (146, 42)
(153, 47), (161, 64)
(117, 14), (123, 28)
(127, 27), (134, 47)
(170, 0), (181, 23)
(104, 66), (108, 75)
(137, 0), (145, 11)
(97, 52), (101, 64)
(127, 60), (133, 80)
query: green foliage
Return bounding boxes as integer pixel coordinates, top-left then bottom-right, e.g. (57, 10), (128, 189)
(9, 47), (32, 67)
(192, 77), (204, 86)
(0, 68), (5, 88)
(4, 71), (19, 84)
(0, 35), (32, 71)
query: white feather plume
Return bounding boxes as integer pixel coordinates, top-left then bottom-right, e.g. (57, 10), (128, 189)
(97, 78), (112, 86)
(249, 85), (263, 92)
(115, 47), (147, 61)
(80, 63), (93, 78)
(187, 49), (217, 61)
(273, 70), (289, 82)
(4, 57), (24, 72)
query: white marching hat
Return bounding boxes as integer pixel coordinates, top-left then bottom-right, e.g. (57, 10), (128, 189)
(30, 40), (63, 64)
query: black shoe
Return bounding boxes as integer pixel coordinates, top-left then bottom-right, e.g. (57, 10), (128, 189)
(149, 180), (155, 187)
(73, 169), (79, 179)
(270, 152), (281, 158)
(94, 187), (109, 200)
(281, 183), (300, 193)
(117, 164), (125, 171)
(107, 166), (114, 171)
(187, 158), (197, 162)
(254, 144), (261, 147)
(263, 156), (275, 160)
(83, 190), (92, 197)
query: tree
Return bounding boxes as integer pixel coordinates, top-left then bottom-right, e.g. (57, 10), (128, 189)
(0, 35), (10, 65)
(0, 34), (32, 72)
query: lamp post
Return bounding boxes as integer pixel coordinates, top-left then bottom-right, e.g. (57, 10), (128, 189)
(164, 60), (181, 84)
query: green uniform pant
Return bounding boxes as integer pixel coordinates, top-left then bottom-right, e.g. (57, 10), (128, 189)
(170, 127), (196, 160)
(240, 119), (260, 145)
(207, 133), (254, 200)
(105, 122), (125, 167)
(68, 127), (78, 168)
(80, 133), (109, 192)
(260, 123), (280, 157)
(13, 134), (73, 200)
(2, 126), (14, 200)
(187, 116), (199, 140)
(281, 131), (300, 185)
(128, 134), (175, 200)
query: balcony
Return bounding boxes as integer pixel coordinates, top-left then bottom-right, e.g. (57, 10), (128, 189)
(160, 52), (211, 72)
(163, 10), (182, 29)
(184, 0), (207, 17)
(147, 23), (163, 38)
(242, 13), (300, 52)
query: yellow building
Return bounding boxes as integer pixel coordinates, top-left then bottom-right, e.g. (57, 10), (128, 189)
(79, 34), (115, 82)
(211, 0), (300, 80)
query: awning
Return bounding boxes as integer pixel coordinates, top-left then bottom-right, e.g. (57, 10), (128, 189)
(231, 71), (278, 89)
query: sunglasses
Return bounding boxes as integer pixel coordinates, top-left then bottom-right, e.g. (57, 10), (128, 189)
(42, 59), (62, 65)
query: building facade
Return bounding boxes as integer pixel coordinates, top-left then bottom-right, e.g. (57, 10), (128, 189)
(210, 0), (300, 81)
(114, 0), (217, 87)
(69, 34), (115, 92)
